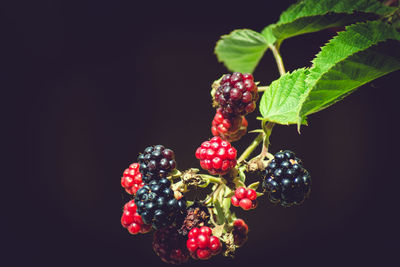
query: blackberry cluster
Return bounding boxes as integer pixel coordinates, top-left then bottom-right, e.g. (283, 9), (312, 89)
(153, 227), (190, 264)
(135, 178), (186, 229)
(138, 145), (177, 184)
(262, 150), (311, 207)
(214, 72), (258, 118)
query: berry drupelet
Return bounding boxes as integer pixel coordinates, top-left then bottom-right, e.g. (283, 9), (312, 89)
(195, 136), (237, 175)
(135, 178), (186, 229)
(138, 145), (177, 184)
(153, 227), (190, 264)
(214, 72), (258, 118)
(262, 150), (311, 207)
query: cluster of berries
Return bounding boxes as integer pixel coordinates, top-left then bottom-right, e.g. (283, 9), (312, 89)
(195, 136), (237, 175)
(119, 72), (313, 264)
(262, 150), (311, 207)
(120, 200), (151, 234)
(231, 187), (258, 210)
(186, 226), (222, 260)
(211, 73), (258, 141)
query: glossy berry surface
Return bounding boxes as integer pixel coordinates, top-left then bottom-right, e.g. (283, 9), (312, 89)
(231, 186), (258, 210)
(211, 109), (248, 142)
(120, 200), (152, 235)
(153, 226), (190, 264)
(233, 219), (248, 247)
(134, 179), (187, 229)
(214, 72), (258, 118)
(195, 136), (237, 175)
(262, 150), (311, 207)
(137, 145), (177, 184)
(121, 163), (145, 195)
(186, 226), (221, 260)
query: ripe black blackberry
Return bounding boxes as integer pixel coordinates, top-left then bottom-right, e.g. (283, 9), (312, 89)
(135, 178), (186, 229)
(214, 72), (258, 118)
(137, 145), (177, 184)
(262, 150), (311, 207)
(153, 227), (190, 264)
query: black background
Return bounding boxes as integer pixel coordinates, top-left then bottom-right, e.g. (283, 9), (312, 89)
(4, 0), (400, 266)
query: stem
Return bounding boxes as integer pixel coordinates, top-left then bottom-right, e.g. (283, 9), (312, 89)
(269, 45), (286, 76)
(200, 174), (224, 184)
(258, 86), (269, 92)
(238, 133), (264, 163)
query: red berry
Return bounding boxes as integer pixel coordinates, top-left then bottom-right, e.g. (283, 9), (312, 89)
(121, 200), (151, 235)
(209, 236), (221, 253)
(196, 137), (237, 175)
(188, 227), (199, 239)
(196, 249), (211, 260)
(231, 195), (240, 206)
(197, 234), (210, 249)
(187, 238), (198, 252)
(199, 226), (212, 236)
(235, 187), (246, 199)
(121, 163), (144, 195)
(187, 226), (221, 260)
(127, 223), (141, 234)
(239, 198), (252, 210)
(246, 189), (257, 201)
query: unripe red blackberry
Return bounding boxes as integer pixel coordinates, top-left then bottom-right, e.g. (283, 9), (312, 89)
(262, 150), (311, 207)
(153, 226), (190, 264)
(121, 200), (152, 235)
(231, 187), (257, 210)
(135, 179), (187, 229)
(137, 145), (177, 184)
(211, 109), (248, 142)
(214, 72), (258, 117)
(186, 226), (222, 260)
(232, 219), (248, 247)
(195, 136), (237, 175)
(121, 163), (145, 195)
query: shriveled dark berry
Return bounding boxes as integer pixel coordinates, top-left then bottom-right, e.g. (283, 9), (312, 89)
(153, 226), (190, 264)
(263, 150), (311, 207)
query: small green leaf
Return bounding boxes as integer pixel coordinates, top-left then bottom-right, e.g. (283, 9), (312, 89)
(247, 181), (260, 190)
(259, 68), (309, 125)
(214, 201), (226, 225)
(270, 0), (393, 41)
(215, 29), (270, 73)
(297, 21), (400, 126)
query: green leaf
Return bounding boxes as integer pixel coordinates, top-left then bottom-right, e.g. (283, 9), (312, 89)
(297, 20), (400, 125)
(215, 29), (271, 73)
(247, 181), (260, 190)
(259, 68), (309, 125)
(267, 0), (393, 41)
(261, 24), (277, 45)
